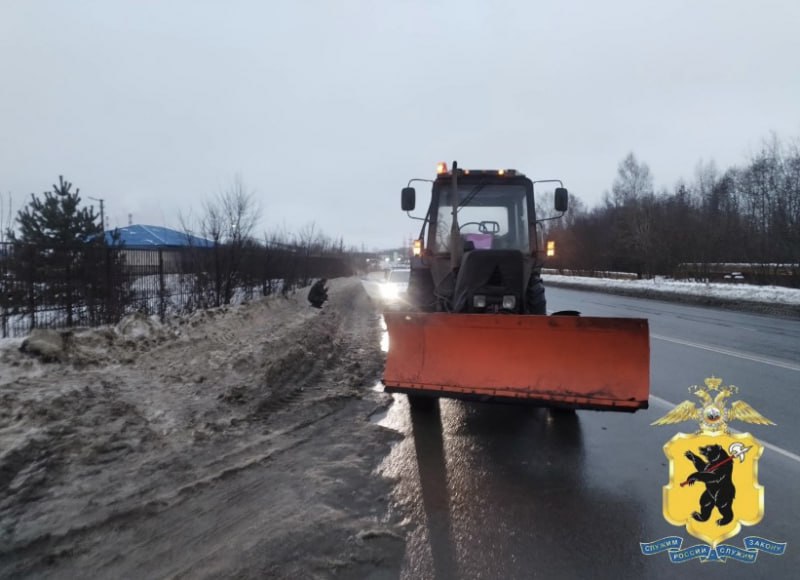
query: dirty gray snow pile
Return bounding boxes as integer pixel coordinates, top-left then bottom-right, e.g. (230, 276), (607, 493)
(0, 278), (404, 579)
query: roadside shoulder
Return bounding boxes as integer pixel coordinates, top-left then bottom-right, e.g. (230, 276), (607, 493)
(543, 279), (800, 320)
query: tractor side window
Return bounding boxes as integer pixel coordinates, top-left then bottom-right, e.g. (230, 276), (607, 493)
(435, 204), (454, 252)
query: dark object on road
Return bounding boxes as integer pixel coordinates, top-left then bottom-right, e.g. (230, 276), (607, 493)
(308, 278), (329, 308)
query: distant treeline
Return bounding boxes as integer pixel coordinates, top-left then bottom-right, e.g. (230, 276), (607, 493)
(544, 134), (799, 286)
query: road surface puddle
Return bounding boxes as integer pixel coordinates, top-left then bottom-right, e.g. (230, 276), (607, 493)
(379, 315), (389, 352)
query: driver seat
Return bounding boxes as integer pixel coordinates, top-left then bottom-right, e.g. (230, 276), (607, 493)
(463, 233), (493, 250)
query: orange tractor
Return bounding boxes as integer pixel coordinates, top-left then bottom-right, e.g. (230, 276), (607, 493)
(382, 162), (650, 411)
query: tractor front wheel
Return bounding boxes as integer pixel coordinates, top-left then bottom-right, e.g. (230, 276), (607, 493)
(525, 274), (546, 315)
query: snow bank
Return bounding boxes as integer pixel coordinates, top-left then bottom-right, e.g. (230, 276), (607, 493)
(543, 274), (800, 306)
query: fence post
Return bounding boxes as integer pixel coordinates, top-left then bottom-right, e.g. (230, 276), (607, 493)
(65, 247), (73, 327)
(0, 244), (7, 338)
(214, 244), (221, 308)
(105, 246), (113, 324)
(158, 248), (166, 322)
(27, 245), (36, 331)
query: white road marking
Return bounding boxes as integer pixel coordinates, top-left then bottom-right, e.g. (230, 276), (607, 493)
(651, 333), (800, 372)
(649, 395), (800, 465)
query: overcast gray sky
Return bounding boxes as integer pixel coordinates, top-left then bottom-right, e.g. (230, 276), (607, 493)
(2, 0), (799, 250)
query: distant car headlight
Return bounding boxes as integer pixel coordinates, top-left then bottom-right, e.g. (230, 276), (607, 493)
(502, 295), (516, 310)
(473, 295), (487, 308)
(381, 284), (399, 300)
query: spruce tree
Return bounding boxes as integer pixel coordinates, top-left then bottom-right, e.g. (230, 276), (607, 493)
(8, 176), (101, 244)
(7, 176), (105, 328)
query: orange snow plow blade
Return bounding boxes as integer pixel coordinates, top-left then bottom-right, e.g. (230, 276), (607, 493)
(383, 312), (650, 411)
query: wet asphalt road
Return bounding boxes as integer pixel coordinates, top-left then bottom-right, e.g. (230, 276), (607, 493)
(376, 287), (800, 579)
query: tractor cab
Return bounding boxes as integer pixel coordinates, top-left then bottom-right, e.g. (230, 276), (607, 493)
(401, 162), (568, 314)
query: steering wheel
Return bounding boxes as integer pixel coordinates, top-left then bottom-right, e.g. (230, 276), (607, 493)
(459, 221), (500, 234)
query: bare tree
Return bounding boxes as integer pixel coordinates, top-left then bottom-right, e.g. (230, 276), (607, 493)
(295, 221), (332, 254)
(609, 152), (654, 206)
(261, 228), (295, 297)
(0, 192), (13, 336)
(295, 221), (333, 286)
(602, 153), (657, 276)
(0, 192), (13, 243)
(783, 139), (800, 270)
(694, 159), (718, 202)
(195, 175), (261, 246)
(183, 175), (262, 306)
(541, 133), (799, 286)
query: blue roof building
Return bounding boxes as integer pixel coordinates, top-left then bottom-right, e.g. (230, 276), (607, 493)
(103, 225), (214, 249)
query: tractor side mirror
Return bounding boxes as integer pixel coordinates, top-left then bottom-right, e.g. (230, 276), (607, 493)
(401, 187), (416, 211)
(554, 187), (569, 212)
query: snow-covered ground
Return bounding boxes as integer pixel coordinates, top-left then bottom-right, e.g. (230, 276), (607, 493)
(0, 279), (404, 578)
(543, 274), (800, 306)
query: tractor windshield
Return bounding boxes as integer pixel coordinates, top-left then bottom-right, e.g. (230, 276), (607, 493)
(434, 184), (530, 253)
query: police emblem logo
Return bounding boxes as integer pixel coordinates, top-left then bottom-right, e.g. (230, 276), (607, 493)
(640, 377), (787, 563)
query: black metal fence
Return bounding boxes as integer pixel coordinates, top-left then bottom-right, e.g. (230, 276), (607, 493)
(0, 242), (355, 338)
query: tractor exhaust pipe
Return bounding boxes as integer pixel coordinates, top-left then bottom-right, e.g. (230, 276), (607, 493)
(449, 160), (462, 272)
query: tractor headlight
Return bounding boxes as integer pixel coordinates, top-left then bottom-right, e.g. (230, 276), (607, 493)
(502, 295), (516, 310)
(473, 295), (487, 309)
(381, 283), (399, 300)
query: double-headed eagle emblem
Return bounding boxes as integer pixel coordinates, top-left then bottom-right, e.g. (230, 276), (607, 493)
(652, 377), (774, 433)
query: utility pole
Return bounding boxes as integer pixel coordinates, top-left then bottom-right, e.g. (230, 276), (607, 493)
(88, 196), (105, 232)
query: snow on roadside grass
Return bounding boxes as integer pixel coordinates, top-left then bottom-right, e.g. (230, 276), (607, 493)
(543, 274), (800, 305)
